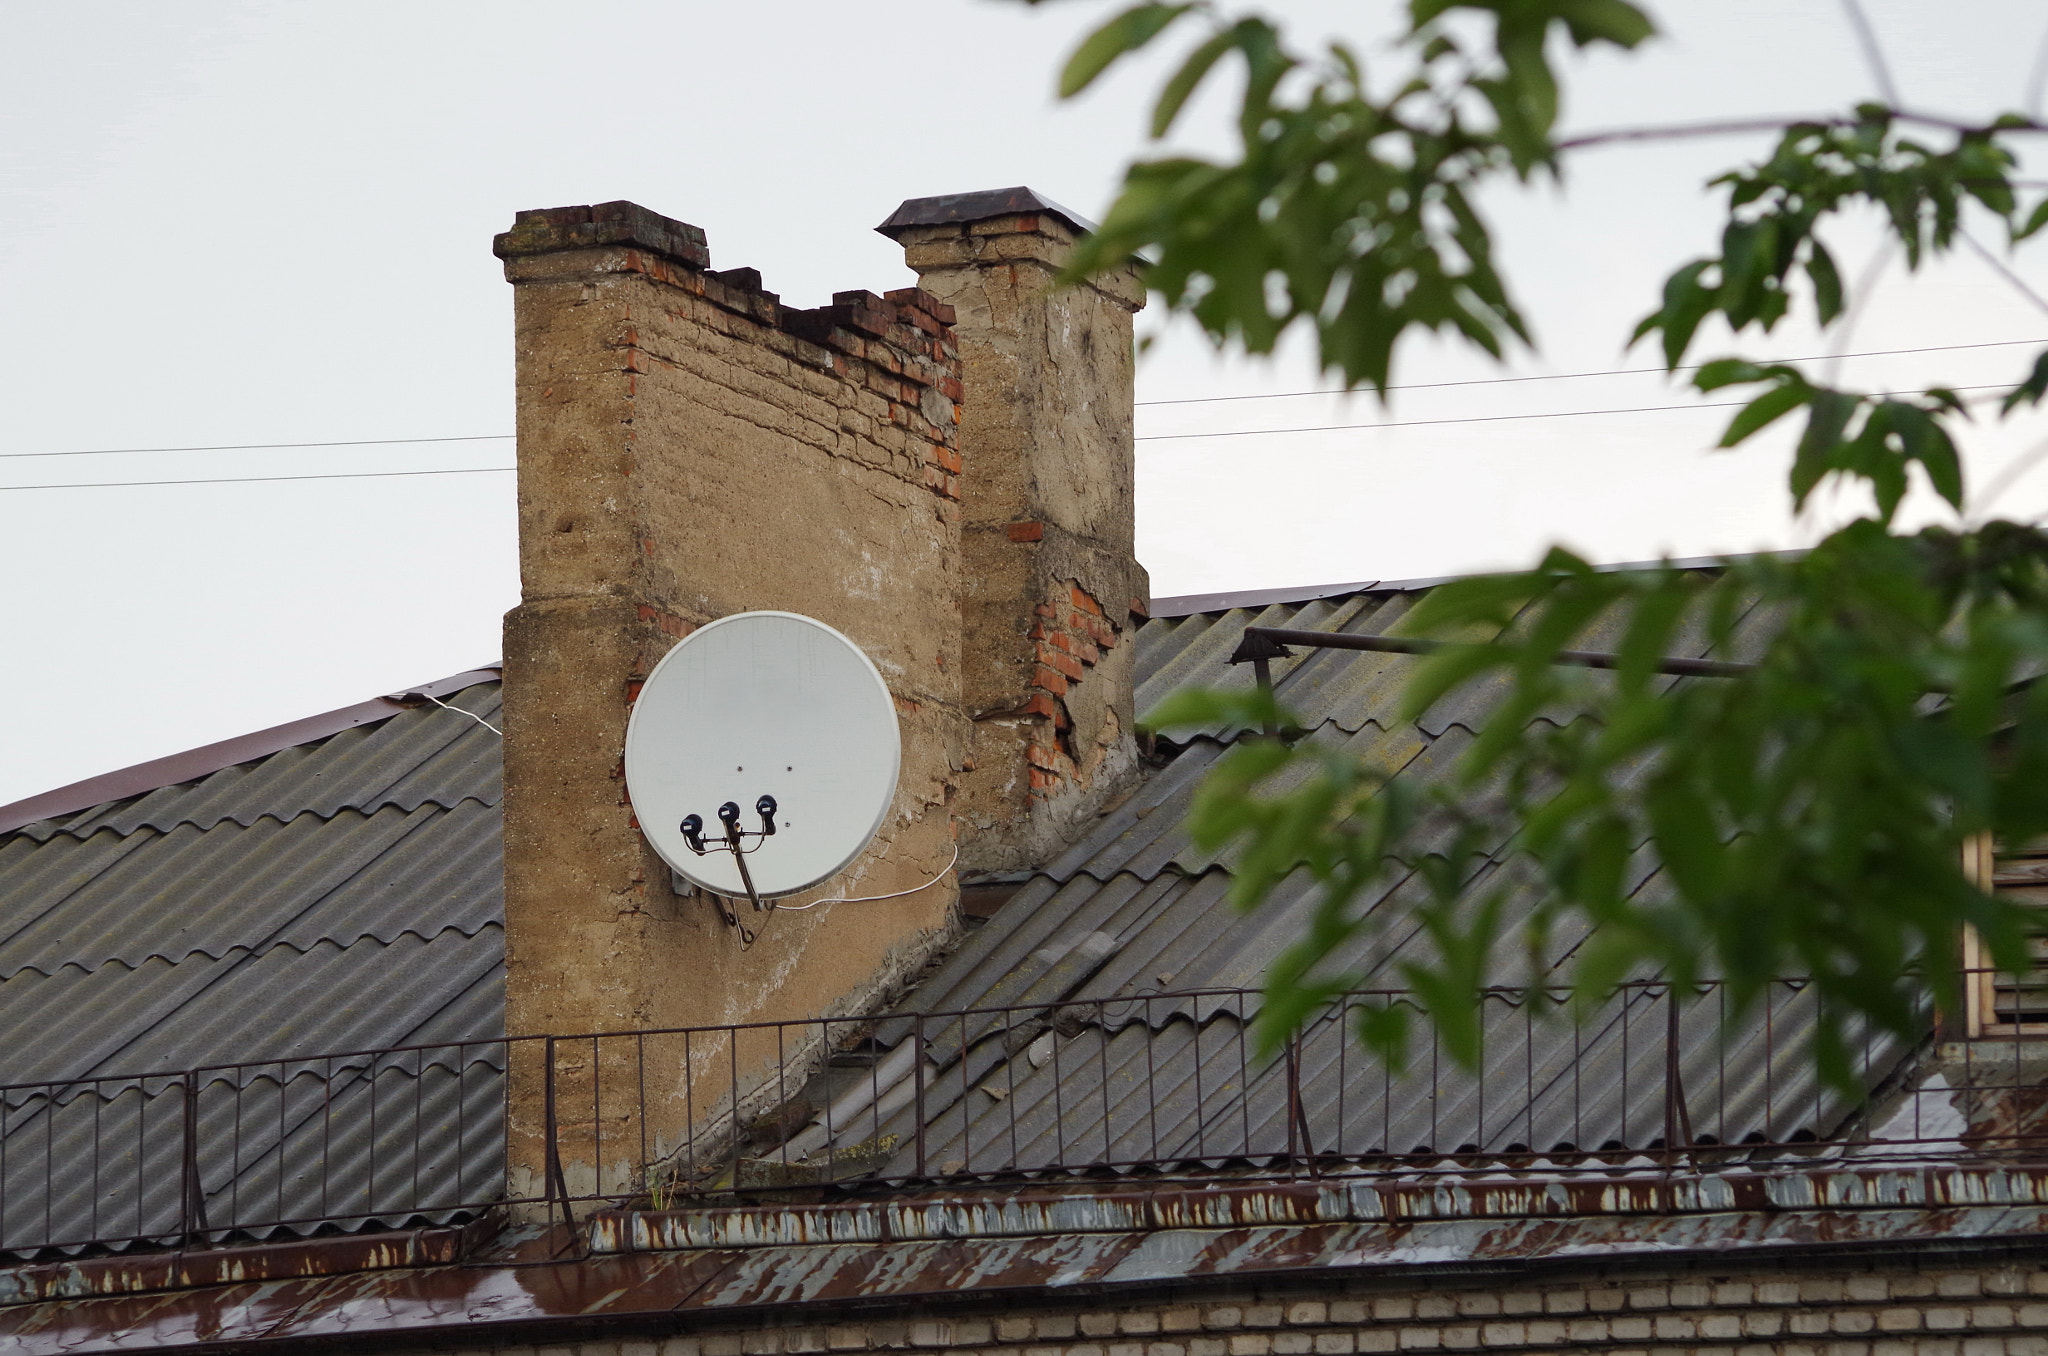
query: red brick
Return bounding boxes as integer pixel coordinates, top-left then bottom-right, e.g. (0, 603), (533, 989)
(1006, 521), (1045, 543)
(1034, 665), (1069, 696)
(1048, 632), (1073, 654)
(1129, 596), (1150, 619)
(1022, 693), (1060, 720)
(1026, 743), (1061, 770)
(1028, 767), (1058, 791)
(1045, 650), (1085, 682)
(1070, 585), (1103, 616)
(933, 446), (963, 474)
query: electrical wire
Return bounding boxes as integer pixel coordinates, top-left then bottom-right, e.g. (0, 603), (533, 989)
(0, 465), (515, 493)
(1134, 384), (2011, 442)
(3, 338), (2038, 462)
(1132, 336), (2048, 407)
(776, 845), (960, 911)
(420, 692), (503, 736)
(0, 434), (515, 461)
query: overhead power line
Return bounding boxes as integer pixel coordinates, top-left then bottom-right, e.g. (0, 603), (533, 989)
(0, 434), (516, 462)
(1135, 384), (2010, 442)
(5, 339), (2040, 463)
(0, 466), (516, 494)
(1133, 337), (2048, 408)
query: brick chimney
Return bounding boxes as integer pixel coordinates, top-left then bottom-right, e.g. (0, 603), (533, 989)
(878, 188), (1149, 878)
(494, 202), (970, 1199)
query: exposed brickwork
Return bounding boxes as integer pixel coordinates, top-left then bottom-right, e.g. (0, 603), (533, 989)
(883, 207), (1147, 873)
(497, 201), (970, 1209)
(379, 1257), (2048, 1356)
(1021, 579), (1124, 797)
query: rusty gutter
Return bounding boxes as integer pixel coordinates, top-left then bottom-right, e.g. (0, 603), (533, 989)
(10, 1197), (2048, 1354)
(0, 1214), (501, 1308)
(589, 1165), (2048, 1254)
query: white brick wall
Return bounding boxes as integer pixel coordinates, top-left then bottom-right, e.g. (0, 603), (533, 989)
(377, 1259), (2048, 1356)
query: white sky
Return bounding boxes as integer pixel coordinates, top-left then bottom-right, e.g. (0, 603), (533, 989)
(4, 0), (2048, 806)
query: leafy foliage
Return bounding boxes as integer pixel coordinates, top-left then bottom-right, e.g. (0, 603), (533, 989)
(1050, 0), (1657, 392)
(1051, 0), (2048, 1077)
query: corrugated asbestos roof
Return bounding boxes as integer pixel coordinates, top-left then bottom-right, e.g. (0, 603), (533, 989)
(0, 678), (506, 1255)
(762, 585), (1909, 1183)
(0, 582), (1912, 1255)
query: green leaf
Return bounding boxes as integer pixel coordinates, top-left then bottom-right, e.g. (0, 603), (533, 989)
(2003, 349), (2048, 414)
(2017, 198), (2048, 243)
(1149, 25), (1236, 137)
(1806, 239), (1845, 325)
(1551, 0), (1655, 47)
(1059, 3), (1195, 99)
(1693, 358), (1764, 392)
(1718, 381), (1810, 447)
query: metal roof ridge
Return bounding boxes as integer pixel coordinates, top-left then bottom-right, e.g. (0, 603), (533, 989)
(0, 666), (502, 837)
(1148, 551), (1806, 620)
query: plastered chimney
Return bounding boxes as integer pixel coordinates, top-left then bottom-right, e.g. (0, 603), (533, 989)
(878, 189), (1149, 877)
(494, 201), (969, 1198)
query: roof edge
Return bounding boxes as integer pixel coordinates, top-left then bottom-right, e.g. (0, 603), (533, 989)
(0, 666), (502, 837)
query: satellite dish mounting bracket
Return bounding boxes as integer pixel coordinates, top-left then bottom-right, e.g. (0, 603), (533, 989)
(679, 796), (780, 931)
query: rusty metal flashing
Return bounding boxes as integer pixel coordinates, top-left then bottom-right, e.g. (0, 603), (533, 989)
(0, 1215), (500, 1309)
(9, 1178), (2048, 1353)
(589, 1165), (2048, 1254)
(0, 666), (501, 835)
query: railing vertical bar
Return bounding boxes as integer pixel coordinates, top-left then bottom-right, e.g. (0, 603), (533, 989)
(1004, 1009), (1019, 1170)
(590, 1035), (604, 1205)
(912, 1013), (928, 1180)
(1144, 995), (1160, 1162)
(728, 1031), (741, 1191)
(684, 1029), (697, 1187)
(1236, 993), (1253, 1156)
(544, 1036), (573, 1229)
(959, 1012), (972, 1175)
(411, 1048), (424, 1210)
(636, 1032), (649, 1191)
(776, 1025), (789, 1168)
(1097, 1000), (1115, 1166)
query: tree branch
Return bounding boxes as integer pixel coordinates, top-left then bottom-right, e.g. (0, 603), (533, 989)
(1556, 109), (2048, 153)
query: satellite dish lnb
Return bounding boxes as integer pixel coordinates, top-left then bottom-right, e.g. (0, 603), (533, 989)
(624, 611), (901, 919)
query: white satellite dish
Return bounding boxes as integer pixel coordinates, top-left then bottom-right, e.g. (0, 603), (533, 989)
(624, 611), (901, 907)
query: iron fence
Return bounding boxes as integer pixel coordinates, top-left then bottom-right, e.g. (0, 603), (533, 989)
(5, 977), (2045, 1257)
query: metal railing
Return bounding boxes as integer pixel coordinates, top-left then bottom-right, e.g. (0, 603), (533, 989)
(5, 977), (2046, 1257)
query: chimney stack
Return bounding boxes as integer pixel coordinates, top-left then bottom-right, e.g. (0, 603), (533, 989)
(494, 201), (970, 1199)
(879, 189), (1149, 878)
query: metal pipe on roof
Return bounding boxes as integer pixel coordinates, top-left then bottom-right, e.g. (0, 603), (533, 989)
(1232, 627), (1756, 679)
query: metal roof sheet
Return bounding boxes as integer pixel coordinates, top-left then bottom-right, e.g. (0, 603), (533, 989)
(0, 584), (1896, 1252)
(0, 676), (506, 1254)
(791, 586), (1903, 1183)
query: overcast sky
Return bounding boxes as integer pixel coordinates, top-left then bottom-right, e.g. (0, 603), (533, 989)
(5, 0), (2048, 806)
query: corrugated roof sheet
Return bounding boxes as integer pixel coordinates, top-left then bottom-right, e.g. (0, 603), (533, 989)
(0, 678), (506, 1254)
(0, 582), (1909, 1252)
(763, 586), (1907, 1183)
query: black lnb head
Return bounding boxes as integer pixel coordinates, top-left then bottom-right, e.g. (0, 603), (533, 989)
(716, 801), (743, 844)
(756, 794), (778, 835)
(679, 814), (706, 854)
